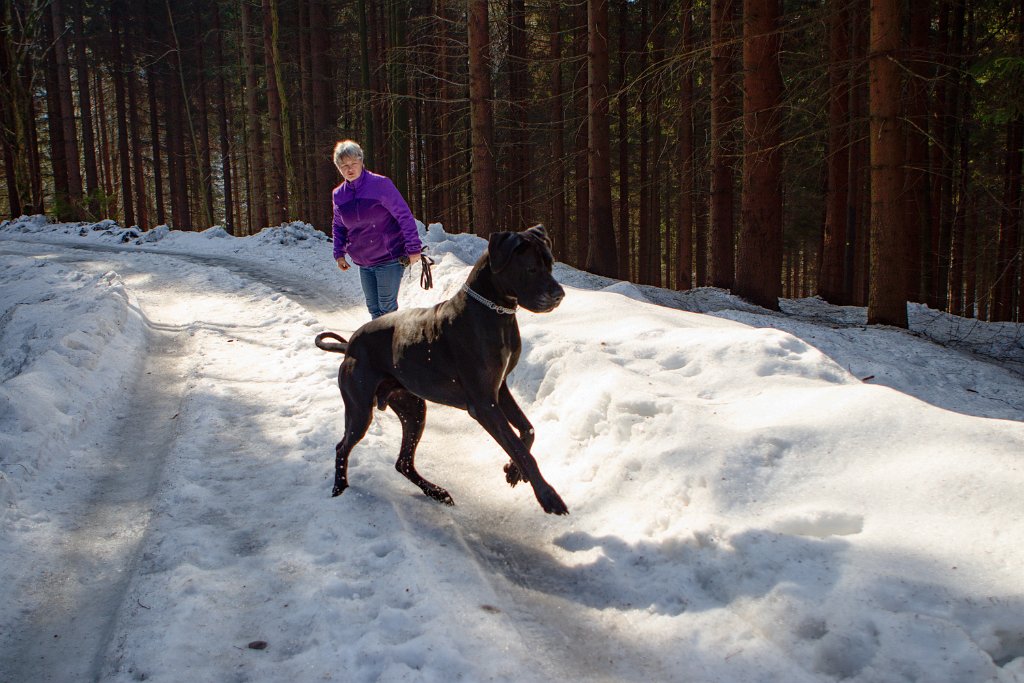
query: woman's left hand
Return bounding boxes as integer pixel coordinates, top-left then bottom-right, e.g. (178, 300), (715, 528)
(406, 253), (421, 265)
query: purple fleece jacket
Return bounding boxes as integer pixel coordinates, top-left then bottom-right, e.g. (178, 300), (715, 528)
(331, 170), (422, 267)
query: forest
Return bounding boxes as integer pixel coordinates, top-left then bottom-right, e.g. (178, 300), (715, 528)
(1, 0), (1022, 327)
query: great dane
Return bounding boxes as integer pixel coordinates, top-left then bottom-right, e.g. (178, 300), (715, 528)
(315, 224), (568, 515)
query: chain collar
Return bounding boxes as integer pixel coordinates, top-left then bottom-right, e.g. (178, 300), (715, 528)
(461, 284), (517, 315)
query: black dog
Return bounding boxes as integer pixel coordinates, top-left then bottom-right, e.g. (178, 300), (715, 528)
(315, 225), (568, 515)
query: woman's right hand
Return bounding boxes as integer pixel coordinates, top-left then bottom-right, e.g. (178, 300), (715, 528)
(336, 257), (350, 271)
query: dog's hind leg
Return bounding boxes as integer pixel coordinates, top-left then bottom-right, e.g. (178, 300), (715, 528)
(333, 384), (375, 497)
(497, 381), (532, 487)
(387, 389), (455, 506)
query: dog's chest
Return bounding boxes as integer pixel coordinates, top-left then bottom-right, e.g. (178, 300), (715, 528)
(494, 325), (521, 378)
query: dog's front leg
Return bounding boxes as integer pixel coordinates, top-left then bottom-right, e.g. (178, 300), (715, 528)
(468, 401), (567, 515)
(497, 382), (533, 487)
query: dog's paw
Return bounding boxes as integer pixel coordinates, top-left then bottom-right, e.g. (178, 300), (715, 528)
(539, 489), (569, 516)
(425, 486), (455, 506)
(545, 501), (569, 516)
(504, 461), (528, 487)
(331, 483), (348, 497)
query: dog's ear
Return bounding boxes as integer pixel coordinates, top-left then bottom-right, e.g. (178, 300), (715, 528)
(526, 224), (550, 247)
(488, 231), (522, 273)
(522, 224), (554, 266)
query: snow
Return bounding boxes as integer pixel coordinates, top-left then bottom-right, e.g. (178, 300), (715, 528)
(1, 214), (1023, 682)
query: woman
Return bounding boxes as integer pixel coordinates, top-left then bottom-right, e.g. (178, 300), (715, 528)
(331, 139), (422, 319)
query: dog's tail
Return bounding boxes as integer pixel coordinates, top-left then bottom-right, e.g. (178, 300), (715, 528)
(315, 331), (349, 354)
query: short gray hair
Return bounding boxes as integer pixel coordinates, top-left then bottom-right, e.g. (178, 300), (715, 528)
(333, 140), (364, 167)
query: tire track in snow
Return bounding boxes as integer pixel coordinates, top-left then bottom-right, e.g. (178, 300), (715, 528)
(0, 318), (191, 682)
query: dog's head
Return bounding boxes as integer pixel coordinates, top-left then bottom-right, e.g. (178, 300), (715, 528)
(488, 224), (565, 313)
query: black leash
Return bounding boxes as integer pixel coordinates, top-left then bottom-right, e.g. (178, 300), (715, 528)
(401, 247), (435, 289)
(418, 247), (435, 290)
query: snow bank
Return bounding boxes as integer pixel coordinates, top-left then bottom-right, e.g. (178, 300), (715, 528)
(0, 252), (145, 523)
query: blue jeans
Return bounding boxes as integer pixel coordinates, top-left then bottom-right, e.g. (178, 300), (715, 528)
(359, 260), (405, 319)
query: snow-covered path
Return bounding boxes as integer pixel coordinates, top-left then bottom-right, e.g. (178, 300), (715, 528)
(1, 241), (679, 681)
(0, 289), (190, 682)
(2, 220), (1023, 683)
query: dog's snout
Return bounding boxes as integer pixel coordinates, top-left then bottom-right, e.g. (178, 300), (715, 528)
(533, 284), (564, 312)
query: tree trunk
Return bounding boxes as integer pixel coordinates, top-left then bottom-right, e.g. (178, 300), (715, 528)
(124, 19), (148, 229)
(849, 2), (870, 305)
(586, 0), (617, 277)
(867, 0), (908, 327)
(358, 0), (375, 164)
(616, 0), (631, 279)
(110, 5), (135, 226)
(368, 3), (386, 170)
(50, 0), (84, 219)
(297, 0), (314, 224)
(147, 67), (166, 226)
(195, 9), (215, 228)
(549, 1), (567, 258)
(0, 39), (20, 216)
(0, 7), (42, 216)
(95, 67), (113, 203)
(423, 3), (441, 222)
(1, 95), (19, 216)
(166, 0), (196, 230)
(468, 0), (497, 236)
(432, 0), (454, 230)
(927, 1), (951, 308)
(2, 140), (19, 218)
(995, 116), (1023, 321)
(646, 0), (666, 287)
(709, 0), (739, 290)
(389, 0), (410, 202)
(819, 0), (851, 304)
(214, 3), (235, 234)
(0, 4), (18, 217)
(164, 11), (190, 231)
(263, 0), (289, 224)
(935, 0), (965, 311)
(995, 10), (1024, 321)
(242, 0), (268, 230)
(43, 4), (71, 220)
(310, 0), (336, 233)
(637, 1), (650, 281)
(736, 0), (783, 310)
(904, 0), (931, 304)
(573, 1), (589, 265)
(676, 0), (695, 291)
(695, 194), (709, 287)
(949, 8), (975, 317)
(27, 77), (42, 213)
(508, 0), (529, 229)
(71, 0), (99, 217)
(239, 69), (253, 234)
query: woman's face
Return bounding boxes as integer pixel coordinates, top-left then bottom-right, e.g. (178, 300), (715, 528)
(338, 156), (364, 182)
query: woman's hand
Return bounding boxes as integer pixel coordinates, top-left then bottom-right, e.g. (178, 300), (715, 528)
(336, 257), (350, 271)
(406, 253), (421, 265)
